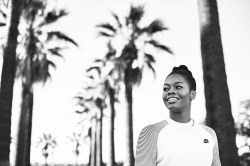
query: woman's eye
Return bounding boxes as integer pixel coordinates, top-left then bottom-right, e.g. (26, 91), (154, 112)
(163, 87), (169, 91)
(176, 86), (182, 89)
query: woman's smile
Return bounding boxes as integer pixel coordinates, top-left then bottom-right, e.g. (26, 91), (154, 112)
(167, 97), (179, 104)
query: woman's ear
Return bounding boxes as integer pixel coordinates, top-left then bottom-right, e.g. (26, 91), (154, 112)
(190, 90), (196, 100)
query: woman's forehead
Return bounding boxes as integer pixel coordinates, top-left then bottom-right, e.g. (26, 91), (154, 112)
(164, 74), (187, 84)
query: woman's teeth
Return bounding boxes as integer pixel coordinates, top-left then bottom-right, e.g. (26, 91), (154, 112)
(168, 98), (178, 102)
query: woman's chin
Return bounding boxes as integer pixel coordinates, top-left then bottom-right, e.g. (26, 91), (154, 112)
(167, 105), (183, 113)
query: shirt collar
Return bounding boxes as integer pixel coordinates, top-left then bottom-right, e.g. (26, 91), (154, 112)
(167, 117), (194, 127)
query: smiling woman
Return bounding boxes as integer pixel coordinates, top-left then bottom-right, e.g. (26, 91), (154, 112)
(162, 65), (196, 122)
(134, 65), (221, 166)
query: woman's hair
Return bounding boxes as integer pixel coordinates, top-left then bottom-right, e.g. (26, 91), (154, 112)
(168, 65), (196, 91)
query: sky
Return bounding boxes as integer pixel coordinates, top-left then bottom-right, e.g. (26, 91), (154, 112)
(2, 0), (250, 164)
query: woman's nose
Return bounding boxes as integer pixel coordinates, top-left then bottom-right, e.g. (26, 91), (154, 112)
(167, 88), (176, 95)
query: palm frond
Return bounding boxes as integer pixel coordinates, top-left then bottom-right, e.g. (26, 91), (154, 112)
(32, 57), (55, 84)
(105, 42), (116, 60)
(74, 95), (84, 101)
(146, 62), (156, 77)
(39, 71), (51, 84)
(111, 12), (122, 28)
(46, 31), (78, 46)
(107, 40), (114, 50)
(96, 31), (114, 38)
(146, 40), (173, 54)
(93, 59), (104, 64)
(33, 70), (50, 84)
(131, 67), (143, 86)
(76, 108), (89, 114)
(143, 19), (168, 35)
(0, 8), (7, 26)
(96, 23), (116, 33)
(47, 60), (56, 69)
(0, 22), (5, 26)
(105, 50), (116, 60)
(144, 53), (156, 63)
(23, 0), (46, 20)
(84, 96), (94, 102)
(32, 59), (53, 84)
(93, 58), (106, 67)
(47, 47), (64, 59)
(87, 75), (94, 80)
(38, 9), (68, 27)
(143, 54), (156, 78)
(86, 66), (101, 76)
(127, 5), (145, 26)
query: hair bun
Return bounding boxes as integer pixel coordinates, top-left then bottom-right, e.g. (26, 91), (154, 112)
(169, 65), (196, 90)
(173, 65), (189, 72)
(172, 65), (193, 76)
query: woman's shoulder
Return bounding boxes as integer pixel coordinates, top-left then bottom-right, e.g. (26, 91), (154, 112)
(196, 123), (217, 138)
(140, 120), (168, 134)
(197, 123), (213, 130)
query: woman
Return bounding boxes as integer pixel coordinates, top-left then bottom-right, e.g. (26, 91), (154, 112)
(135, 65), (221, 166)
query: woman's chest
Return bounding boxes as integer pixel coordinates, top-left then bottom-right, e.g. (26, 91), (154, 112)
(156, 126), (214, 165)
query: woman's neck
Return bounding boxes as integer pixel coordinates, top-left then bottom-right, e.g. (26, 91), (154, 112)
(170, 113), (191, 123)
(169, 106), (191, 123)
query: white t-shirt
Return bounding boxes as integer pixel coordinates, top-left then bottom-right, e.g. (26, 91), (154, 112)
(157, 118), (214, 166)
(135, 118), (221, 166)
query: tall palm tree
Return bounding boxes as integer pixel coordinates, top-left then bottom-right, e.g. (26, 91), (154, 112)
(96, 5), (172, 166)
(14, 1), (78, 166)
(84, 73), (109, 166)
(86, 42), (120, 166)
(197, 0), (239, 165)
(75, 82), (106, 166)
(0, 0), (23, 165)
(95, 97), (105, 166)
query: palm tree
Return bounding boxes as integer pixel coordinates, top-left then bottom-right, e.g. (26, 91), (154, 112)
(75, 81), (106, 166)
(36, 133), (57, 166)
(197, 0), (239, 165)
(68, 132), (85, 166)
(96, 5), (172, 166)
(86, 42), (120, 166)
(95, 97), (105, 166)
(14, 1), (78, 166)
(75, 93), (96, 166)
(0, 0), (23, 165)
(74, 90), (95, 166)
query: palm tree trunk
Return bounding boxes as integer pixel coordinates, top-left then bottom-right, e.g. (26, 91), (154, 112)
(0, 0), (23, 165)
(15, 24), (35, 166)
(96, 108), (103, 166)
(124, 70), (134, 166)
(108, 88), (115, 166)
(75, 143), (80, 166)
(15, 83), (33, 166)
(89, 115), (97, 166)
(197, 0), (239, 165)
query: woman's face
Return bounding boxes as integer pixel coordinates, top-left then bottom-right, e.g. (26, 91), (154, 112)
(162, 74), (196, 112)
